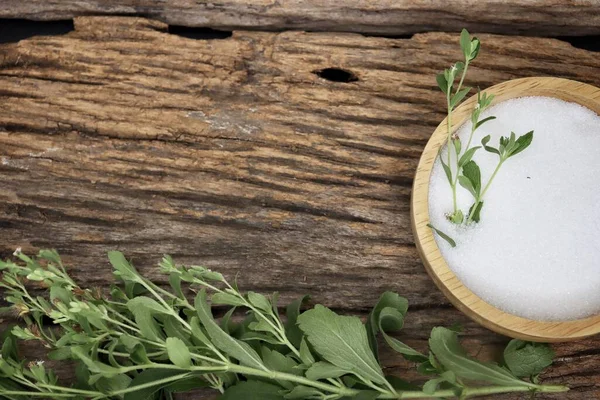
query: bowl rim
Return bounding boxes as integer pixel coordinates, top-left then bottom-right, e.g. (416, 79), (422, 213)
(411, 76), (600, 342)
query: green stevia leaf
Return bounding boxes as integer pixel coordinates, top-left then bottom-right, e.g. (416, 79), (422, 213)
(452, 137), (462, 156)
(123, 369), (190, 400)
(449, 209), (464, 224)
(382, 333), (428, 363)
(299, 337), (316, 366)
(458, 176), (477, 198)
(71, 347), (121, 377)
(126, 298), (166, 342)
(462, 160), (481, 196)
(96, 374), (132, 394)
(108, 251), (139, 281)
(248, 291), (272, 312)
(451, 87), (471, 108)
(481, 135), (491, 146)
(427, 224), (456, 248)
(1, 329), (17, 361)
(285, 295), (310, 348)
(305, 361), (349, 380)
(468, 202), (484, 223)
(429, 327), (531, 387)
(475, 116), (496, 130)
(458, 146), (480, 168)
(195, 289), (266, 370)
(248, 318), (276, 334)
(163, 316), (192, 347)
(131, 343), (152, 365)
(284, 385), (322, 399)
(423, 377), (445, 395)
(460, 29), (471, 58)
(166, 337), (192, 368)
(127, 296), (170, 315)
(189, 316), (211, 346)
(484, 146), (500, 155)
(262, 347), (301, 376)
(367, 292), (408, 360)
(221, 307), (237, 334)
(212, 292), (246, 307)
(504, 340), (554, 378)
(510, 131), (534, 157)
(220, 381), (284, 400)
(50, 286), (71, 304)
(436, 73), (448, 94)
(454, 61), (465, 75)
(440, 158), (453, 184)
(168, 273), (185, 300)
(297, 305), (386, 385)
(469, 38), (481, 60)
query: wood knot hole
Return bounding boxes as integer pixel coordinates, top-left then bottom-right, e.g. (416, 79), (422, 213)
(313, 68), (358, 83)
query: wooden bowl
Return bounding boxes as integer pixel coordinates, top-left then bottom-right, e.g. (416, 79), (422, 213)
(411, 77), (600, 342)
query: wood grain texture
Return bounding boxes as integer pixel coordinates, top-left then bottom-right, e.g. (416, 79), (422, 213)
(412, 77), (600, 342)
(1, 16), (600, 398)
(2, 0), (600, 37)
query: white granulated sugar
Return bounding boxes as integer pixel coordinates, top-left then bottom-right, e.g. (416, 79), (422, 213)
(428, 96), (600, 321)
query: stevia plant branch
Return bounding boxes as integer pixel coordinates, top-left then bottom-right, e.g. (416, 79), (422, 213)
(429, 30), (535, 247)
(1, 250), (568, 399)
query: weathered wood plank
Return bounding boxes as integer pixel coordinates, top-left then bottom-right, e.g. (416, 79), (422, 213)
(1, 1), (600, 37)
(1, 17), (600, 398)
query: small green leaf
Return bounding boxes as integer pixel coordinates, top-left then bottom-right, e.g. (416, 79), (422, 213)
(451, 87), (471, 108)
(166, 337), (192, 368)
(305, 361), (349, 380)
(195, 290), (266, 370)
(423, 377), (444, 395)
(248, 292), (272, 312)
(452, 137), (462, 156)
(440, 158), (453, 184)
(481, 135), (491, 146)
(462, 160), (481, 196)
(168, 273), (185, 300)
(285, 295), (310, 348)
(509, 131), (534, 157)
(261, 347), (300, 376)
(212, 292), (246, 307)
(220, 381), (284, 400)
(427, 224), (456, 248)
(468, 202), (484, 223)
(504, 340), (554, 378)
(475, 116), (496, 130)
(458, 146), (480, 168)
(458, 176), (477, 199)
(436, 73), (448, 94)
(297, 305), (386, 385)
(460, 29), (471, 58)
(469, 38), (481, 60)
(299, 337), (316, 366)
(367, 292), (408, 360)
(429, 327), (531, 387)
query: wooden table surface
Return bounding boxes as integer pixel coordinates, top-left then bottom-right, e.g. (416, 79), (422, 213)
(1, 4), (599, 399)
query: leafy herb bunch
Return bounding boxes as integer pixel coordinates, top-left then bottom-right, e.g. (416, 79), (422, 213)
(435, 29), (534, 232)
(0, 250), (567, 399)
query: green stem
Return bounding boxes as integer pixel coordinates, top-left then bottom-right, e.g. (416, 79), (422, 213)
(380, 384), (568, 399)
(36, 385), (105, 395)
(107, 373), (192, 397)
(230, 364), (357, 397)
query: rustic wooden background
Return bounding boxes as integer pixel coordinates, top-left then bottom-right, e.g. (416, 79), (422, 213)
(1, 2), (599, 399)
